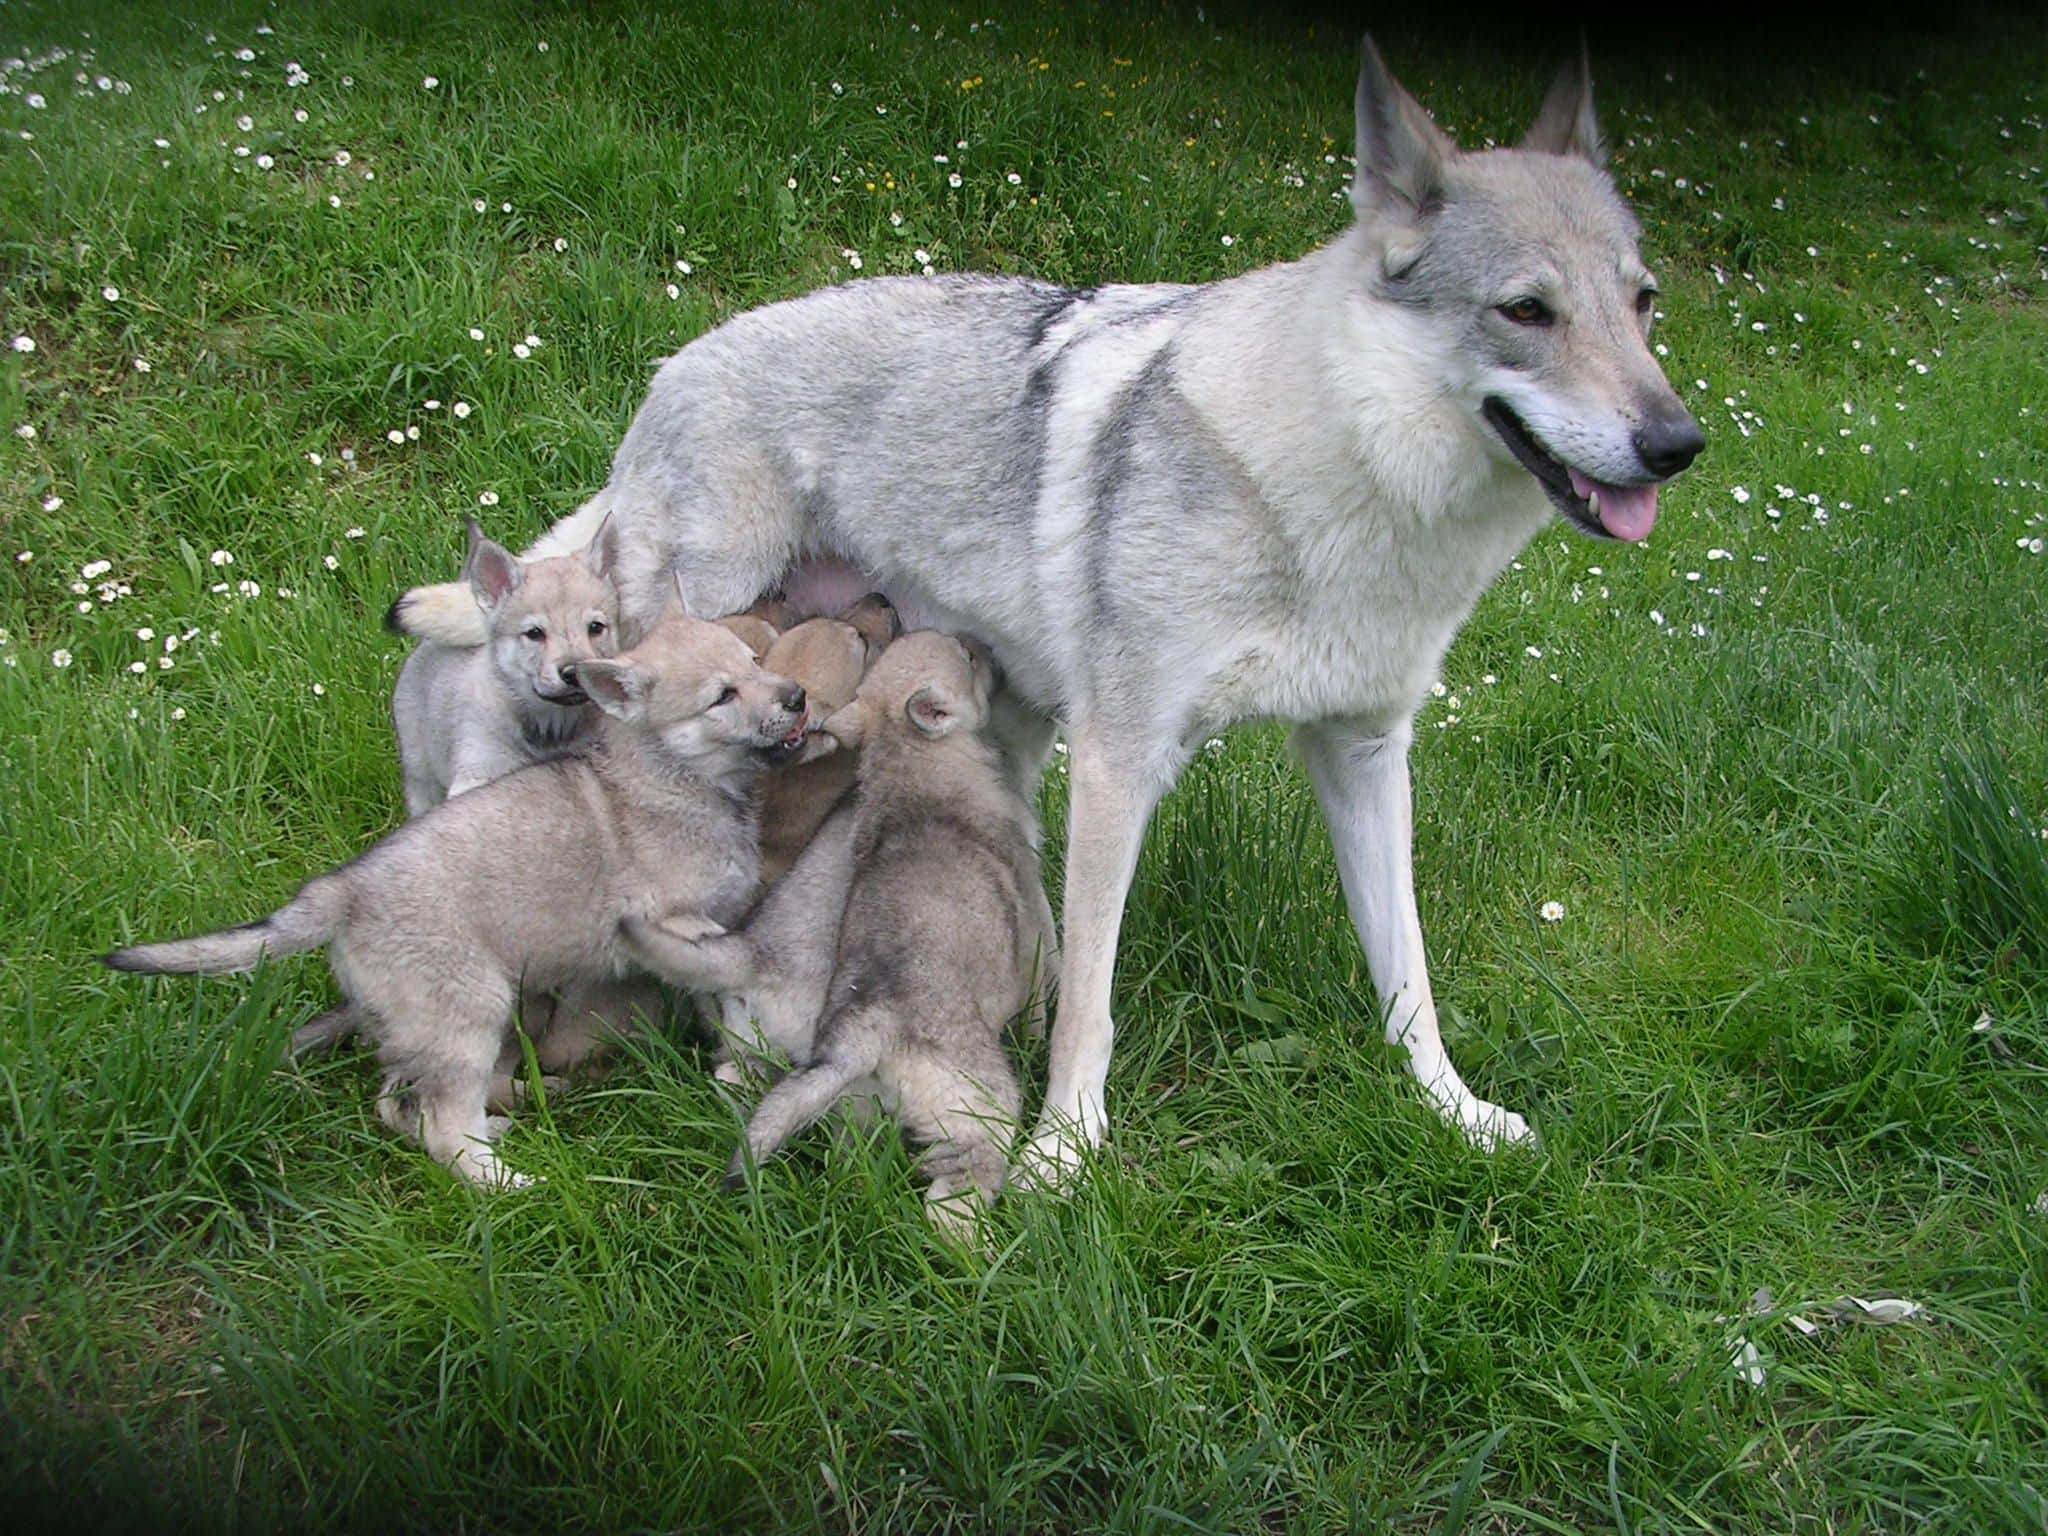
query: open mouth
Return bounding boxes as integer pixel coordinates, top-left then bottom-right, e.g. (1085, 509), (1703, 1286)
(536, 686), (589, 707)
(1481, 398), (1659, 542)
(767, 710), (811, 757)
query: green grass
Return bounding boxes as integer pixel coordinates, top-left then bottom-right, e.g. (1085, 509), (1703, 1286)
(4, 1), (2046, 1529)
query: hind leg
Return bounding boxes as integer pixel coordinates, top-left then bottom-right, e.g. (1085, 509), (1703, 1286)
(291, 1002), (366, 1059)
(363, 968), (532, 1188)
(415, 1040), (533, 1189)
(886, 1038), (1022, 1239)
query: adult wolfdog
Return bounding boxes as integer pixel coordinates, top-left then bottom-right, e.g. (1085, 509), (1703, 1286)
(393, 41), (1704, 1180)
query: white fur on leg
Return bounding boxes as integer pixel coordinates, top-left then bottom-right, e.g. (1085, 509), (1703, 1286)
(1296, 718), (1536, 1151)
(1010, 731), (1167, 1190)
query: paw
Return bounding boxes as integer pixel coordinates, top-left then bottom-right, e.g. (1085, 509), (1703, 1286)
(652, 912), (727, 945)
(455, 1149), (540, 1190)
(1455, 1098), (1538, 1152)
(1007, 1109), (1104, 1194)
(923, 1188), (992, 1249)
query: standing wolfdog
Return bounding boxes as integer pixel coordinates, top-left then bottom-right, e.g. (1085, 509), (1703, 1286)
(391, 42), (1704, 1181)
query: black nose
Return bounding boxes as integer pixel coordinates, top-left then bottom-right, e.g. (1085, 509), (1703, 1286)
(558, 662), (578, 684)
(780, 684), (806, 715)
(1634, 413), (1706, 479)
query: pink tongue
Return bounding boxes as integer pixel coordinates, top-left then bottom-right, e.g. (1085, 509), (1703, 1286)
(1567, 468), (1658, 541)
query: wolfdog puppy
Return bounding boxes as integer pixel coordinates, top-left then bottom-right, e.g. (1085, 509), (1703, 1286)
(757, 592), (901, 885)
(105, 609), (812, 1187)
(630, 632), (1056, 1233)
(390, 516), (622, 817)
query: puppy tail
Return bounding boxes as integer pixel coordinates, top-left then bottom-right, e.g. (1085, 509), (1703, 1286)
(725, 1035), (882, 1187)
(385, 580), (487, 645)
(104, 877), (346, 976)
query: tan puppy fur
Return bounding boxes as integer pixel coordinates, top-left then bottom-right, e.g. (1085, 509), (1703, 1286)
(756, 593), (901, 885)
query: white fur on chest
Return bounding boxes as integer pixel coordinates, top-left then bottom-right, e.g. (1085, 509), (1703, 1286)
(1164, 256), (1551, 735)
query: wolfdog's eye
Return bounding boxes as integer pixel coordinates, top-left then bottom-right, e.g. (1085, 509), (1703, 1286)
(1636, 287), (1658, 317)
(522, 625), (546, 642)
(714, 685), (738, 707)
(1498, 297), (1553, 327)
(587, 619), (607, 637)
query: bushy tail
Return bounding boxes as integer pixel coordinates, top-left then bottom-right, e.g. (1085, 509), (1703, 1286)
(724, 1029), (884, 1188)
(104, 879), (346, 976)
(384, 580), (486, 646)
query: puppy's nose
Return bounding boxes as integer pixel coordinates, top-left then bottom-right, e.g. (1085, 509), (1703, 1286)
(558, 662), (579, 684)
(779, 683), (806, 715)
(1633, 412), (1705, 479)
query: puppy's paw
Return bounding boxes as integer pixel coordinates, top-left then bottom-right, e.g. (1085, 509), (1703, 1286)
(923, 1188), (993, 1250)
(648, 912), (727, 945)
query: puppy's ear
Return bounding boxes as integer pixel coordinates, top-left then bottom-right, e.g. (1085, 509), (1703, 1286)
(1520, 37), (1603, 165)
(819, 699), (869, 752)
(584, 510), (620, 581)
(843, 592), (902, 655)
(463, 519), (523, 611)
(1351, 36), (1453, 218)
(904, 681), (975, 739)
(574, 659), (648, 720)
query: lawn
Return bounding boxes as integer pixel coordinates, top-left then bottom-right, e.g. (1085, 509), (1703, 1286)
(3, 2), (2045, 1530)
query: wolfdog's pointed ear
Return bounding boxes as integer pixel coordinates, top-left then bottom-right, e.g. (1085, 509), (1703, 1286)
(1351, 37), (1453, 217)
(462, 518), (523, 611)
(574, 658), (647, 720)
(1520, 37), (1603, 165)
(584, 510), (620, 580)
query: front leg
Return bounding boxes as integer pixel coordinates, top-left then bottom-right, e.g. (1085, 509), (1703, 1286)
(618, 912), (746, 991)
(1295, 719), (1535, 1150)
(1012, 724), (1173, 1189)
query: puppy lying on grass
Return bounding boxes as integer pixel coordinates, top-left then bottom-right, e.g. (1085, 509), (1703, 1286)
(104, 604), (813, 1188)
(628, 631), (1057, 1235)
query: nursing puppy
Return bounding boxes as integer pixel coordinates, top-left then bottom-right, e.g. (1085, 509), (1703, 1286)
(390, 517), (622, 817)
(757, 592), (901, 885)
(630, 632), (1056, 1234)
(105, 609), (812, 1188)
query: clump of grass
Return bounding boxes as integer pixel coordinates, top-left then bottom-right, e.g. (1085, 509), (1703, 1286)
(1888, 746), (2048, 978)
